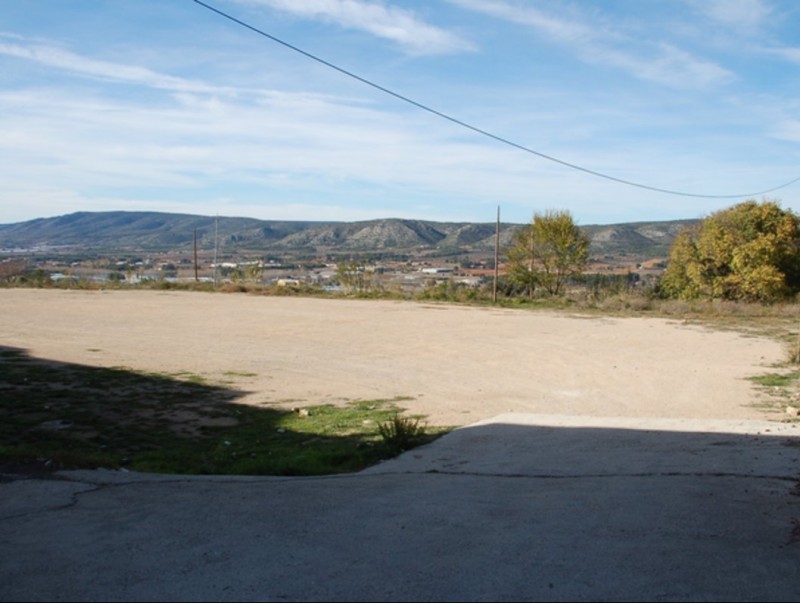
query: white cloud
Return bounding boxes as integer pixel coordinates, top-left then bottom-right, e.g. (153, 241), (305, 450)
(1, 12), (796, 225)
(771, 119), (800, 142)
(610, 43), (733, 89)
(680, 2), (800, 73)
(762, 45), (800, 64)
(0, 35), (234, 95)
(235, 0), (474, 55)
(448, 0), (734, 88)
(0, 81), (530, 207)
(686, 0), (771, 31)
(448, 0), (599, 45)
(0, 59), (790, 226)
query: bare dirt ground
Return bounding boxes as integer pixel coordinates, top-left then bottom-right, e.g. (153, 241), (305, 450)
(0, 288), (787, 427)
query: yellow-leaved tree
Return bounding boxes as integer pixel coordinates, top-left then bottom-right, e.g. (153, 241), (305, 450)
(660, 199), (800, 302)
(506, 209), (590, 297)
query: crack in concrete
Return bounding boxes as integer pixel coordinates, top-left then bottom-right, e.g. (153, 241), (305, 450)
(3, 468), (797, 524)
(0, 483), (105, 522)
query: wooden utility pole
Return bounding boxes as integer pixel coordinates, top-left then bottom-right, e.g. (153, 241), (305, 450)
(528, 222), (535, 299)
(193, 228), (199, 282)
(493, 206), (500, 303)
(213, 216), (219, 288)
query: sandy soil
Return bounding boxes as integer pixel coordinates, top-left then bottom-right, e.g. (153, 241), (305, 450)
(0, 289), (786, 426)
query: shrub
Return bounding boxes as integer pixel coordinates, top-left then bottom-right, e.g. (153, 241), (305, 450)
(787, 336), (800, 365)
(661, 199), (800, 302)
(378, 415), (426, 453)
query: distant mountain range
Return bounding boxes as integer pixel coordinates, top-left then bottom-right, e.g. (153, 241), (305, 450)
(0, 211), (697, 258)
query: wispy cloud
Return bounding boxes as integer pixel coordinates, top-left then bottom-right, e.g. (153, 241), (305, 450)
(2, 4), (795, 225)
(2, 73), (779, 225)
(0, 34), (229, 95)
(448, 0), (734, 88)
(235, 0), (474, 55)
(685, 0), (771, 32)
(680, 2), (800, 72)
(0, 80), (534, 211)
(681, 1), (800, 71)
(761, 45), (800, 64)
(770, 118), (800, 142)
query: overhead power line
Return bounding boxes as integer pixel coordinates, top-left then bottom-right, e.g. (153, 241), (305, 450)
(193, 0), (800, 200)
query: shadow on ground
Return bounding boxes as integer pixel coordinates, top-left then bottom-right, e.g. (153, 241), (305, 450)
(2, 414), (800, 601)
(0, 345), (418, 476)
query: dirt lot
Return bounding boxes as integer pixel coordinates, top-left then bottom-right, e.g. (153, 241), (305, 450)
(0, 288), (787, 427)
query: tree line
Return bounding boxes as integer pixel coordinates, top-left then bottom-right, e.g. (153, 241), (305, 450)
(5, 198), (799, 305)
(505, 199), (800, 304)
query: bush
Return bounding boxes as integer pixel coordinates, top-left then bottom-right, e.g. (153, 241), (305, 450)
(417, 281), (481, 303)
(661, 199), (800, 302)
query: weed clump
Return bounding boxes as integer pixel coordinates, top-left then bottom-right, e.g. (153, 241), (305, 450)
(378, 415), (427, 453)
(787, 335), (800, 365)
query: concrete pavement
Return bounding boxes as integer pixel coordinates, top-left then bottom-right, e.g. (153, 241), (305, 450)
(2, 414), (800, 601)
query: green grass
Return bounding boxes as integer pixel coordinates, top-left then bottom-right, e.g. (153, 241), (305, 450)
(750, 371), (800, 388)
(0, 348), (448, 476)
(748, 367), (800, 418)
(222, 370), (258, 378)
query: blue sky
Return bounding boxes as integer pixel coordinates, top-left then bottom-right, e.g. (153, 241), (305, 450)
(2, 0), (799, 226)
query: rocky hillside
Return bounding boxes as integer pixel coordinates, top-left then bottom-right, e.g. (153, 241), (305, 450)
(0, 211), (697, 258)
(582, 221), (694, 257)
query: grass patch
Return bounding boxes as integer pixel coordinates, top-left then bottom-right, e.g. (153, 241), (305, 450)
(0, 347), (449, 476)
(165, 370), (209, 385)
(750, 372), (800, 388)
(222, 370), (258, 378)
(748, 367), (800, 418)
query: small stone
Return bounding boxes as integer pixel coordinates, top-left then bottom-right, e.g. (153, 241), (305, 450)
(786, 406), (800, 417)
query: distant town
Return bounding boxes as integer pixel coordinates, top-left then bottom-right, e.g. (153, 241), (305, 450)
(0, 243), (669, 296)
(0, 211), (687, 294)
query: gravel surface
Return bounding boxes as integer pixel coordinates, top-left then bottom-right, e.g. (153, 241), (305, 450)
(0, 288), (784, 426)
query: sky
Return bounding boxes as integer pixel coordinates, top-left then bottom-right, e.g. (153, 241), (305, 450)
(1, 0), (799, 226)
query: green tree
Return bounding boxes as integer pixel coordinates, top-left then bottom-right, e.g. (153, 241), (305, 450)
(506, 224), (538, 298)
(244, 263), (263, 284)
(336, 259), (373, 293)
(660, 199), (800, 302)
(506, 210), (590, 297)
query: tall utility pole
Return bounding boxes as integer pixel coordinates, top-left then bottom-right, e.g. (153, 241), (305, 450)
(213, 216), (219, 288)
(193, 228), (199, 282)
(493, 206), (500, 303)
(528, 221), (535, 299)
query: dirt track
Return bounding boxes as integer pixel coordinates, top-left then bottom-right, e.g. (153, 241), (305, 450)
(0, 289), (785, 426)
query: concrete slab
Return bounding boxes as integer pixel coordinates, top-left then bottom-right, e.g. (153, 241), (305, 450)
(2, 414), (800, 601)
